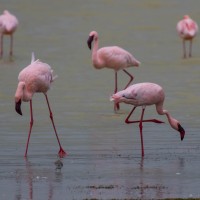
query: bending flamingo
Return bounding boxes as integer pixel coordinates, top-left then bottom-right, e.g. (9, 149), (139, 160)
(110, 82), (185, 157)
(15, 53), (66, 157)
(0, 10), (18, 57)
(87, 31), (140, 111)
(176, 15), (198, 58)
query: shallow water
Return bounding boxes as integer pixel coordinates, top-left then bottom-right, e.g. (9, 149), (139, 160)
(1, 0), (200, 199)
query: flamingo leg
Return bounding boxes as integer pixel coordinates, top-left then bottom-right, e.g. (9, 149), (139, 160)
(182, 40), (186, 58)
(25, 100), (34, 157)
(189, 40), (192, 57)
(0, 34), (3, 58)
(139, 107), (145, 157)
(123, 69), (134, 89)
(125, 106), (164, 124)
(10, 34), (13, 56)
(44, 94), (66, 157)
(114, 71), (120, 111)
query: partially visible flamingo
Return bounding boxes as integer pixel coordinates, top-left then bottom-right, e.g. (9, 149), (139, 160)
(0, 10), (18, 57)
(15, 53), (66, 157)
(87, 31), (140, 111)
(176, 15), (198, 58)
(110, 82), (185, 157)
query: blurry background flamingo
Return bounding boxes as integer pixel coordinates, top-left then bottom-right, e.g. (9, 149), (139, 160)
(15, 53), (66, 157)
(110, 82), (185, 157)
(176, 15), (198, 58)
(87, 30), (140, 111)
(0, 10), (18, 57)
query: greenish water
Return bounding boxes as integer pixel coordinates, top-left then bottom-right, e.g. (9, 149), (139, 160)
(1, 0), (200, 199)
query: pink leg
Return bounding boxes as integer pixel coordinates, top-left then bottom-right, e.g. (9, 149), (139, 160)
(125, 106), (165, 157)
(10, 34), (13, 56)
(189, 40), (192, 57)
(25, 100), (34, 157)
(182, 40), (186, 58)
(139, 107), (145, 157)
(0, 34), (3, 58)
(125, 107), (164, 124)
(123, 69), (134, 89)
(114, 71), (120, 111)
(44, 94), (66, 157)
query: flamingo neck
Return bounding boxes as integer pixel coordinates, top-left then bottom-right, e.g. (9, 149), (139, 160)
(164, 110), (179, 131)
(156, 103), (180, 132)
(91, 37), (102, 69)
(15, 82), (33, 102)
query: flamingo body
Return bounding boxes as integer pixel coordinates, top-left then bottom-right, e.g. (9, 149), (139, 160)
(87, 31), (140, 111)
(91, 45), (139, 71)
(110, 82), (185, 157)
(0, 10), (18, 57)
(17, 60), (55, 101)
(15, 53), (66, 157)
(176, 15), (198, 58)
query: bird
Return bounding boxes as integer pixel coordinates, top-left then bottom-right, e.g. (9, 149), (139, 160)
(87, 31), (140, 111)
(110, 82), (185, 157)
(176, 15), (198, 58)
(15, 53), (66, 157)
(0, 10), (18, 57)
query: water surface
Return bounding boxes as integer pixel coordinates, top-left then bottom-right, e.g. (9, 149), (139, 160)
(1, 0), (200, 199)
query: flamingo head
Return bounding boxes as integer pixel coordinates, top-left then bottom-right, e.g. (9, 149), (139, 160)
(110, 94), (122, 103)
(87, 35), (94, 50)
(87, 31), (98, 50)
(178, 123), (185, 141)
(183, 15), (190, 19)
(15, 99), (22, 115)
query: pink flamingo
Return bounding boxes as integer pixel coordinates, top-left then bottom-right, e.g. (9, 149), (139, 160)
(176, 15), (198, 58)
(87, 31), (140, 111)
(0, 10), (18, 57)
(110, 82), (185, 157)
(15, 53), (66, 157)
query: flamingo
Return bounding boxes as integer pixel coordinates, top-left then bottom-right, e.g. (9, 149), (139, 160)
(87, 31), (140, 111)
(176, 15), (198, 58)
(0, 10), (18, 57)
(110, 82), (185, 157)
(15, 53), (66, 157)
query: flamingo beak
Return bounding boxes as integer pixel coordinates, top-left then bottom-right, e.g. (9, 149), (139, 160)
(15, 99), (22, 116)
(178, 123), (185, 141)
(87, 35), (94, 50)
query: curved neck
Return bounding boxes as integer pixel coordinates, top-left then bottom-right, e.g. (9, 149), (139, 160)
(15, 82), (33, 102)
(156, 104), (179, 131)
(91, 36), (102, 69)
(165, 110), (179, 131)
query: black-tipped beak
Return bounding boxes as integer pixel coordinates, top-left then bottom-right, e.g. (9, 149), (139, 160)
(87, 35), (94, 50)
(15, 99), (22, 115)
(178, 124), (185, 141)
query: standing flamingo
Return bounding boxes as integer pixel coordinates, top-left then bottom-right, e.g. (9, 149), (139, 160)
(110, 82), (185, 157)
(176, 15), (198, 58)
(0, 10), (18, 57)
(87, 31), (140, 111)
(15, 53), (66, 157)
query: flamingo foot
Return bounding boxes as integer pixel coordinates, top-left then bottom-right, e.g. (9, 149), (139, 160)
(58, 147), (67, 158)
